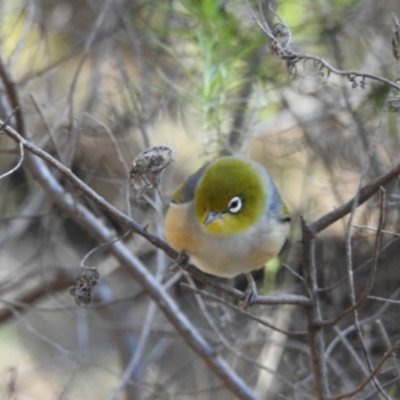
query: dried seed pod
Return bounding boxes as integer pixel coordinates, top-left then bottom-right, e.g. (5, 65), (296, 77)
(130, 145), (175, 198)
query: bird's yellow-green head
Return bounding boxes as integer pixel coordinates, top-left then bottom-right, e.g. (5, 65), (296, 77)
(194, 157), (267, 235)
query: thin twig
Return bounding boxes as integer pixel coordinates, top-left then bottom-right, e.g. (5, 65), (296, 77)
(375, 319), (400, 376)
(184, 275), (312, 399)
(329, 337), (400, 400)
(181, 283), (306, 337)
(352, 188), (389, 398)
(316, 190), (385, 328)
(245, 2), (400, 92)
(0, 139), (23, 180)
(97, 285), (142, 400)
(308, 162), (400, 235)
(301, 217), (329, 400)
(0, 273), (74, 324)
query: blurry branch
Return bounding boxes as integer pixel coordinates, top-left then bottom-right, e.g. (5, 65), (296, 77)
(227, 49), (263, 153)
(108, 300), (156, 400)
(0, 190), (48, 249)
(329, 337), (400, 400)
(301, 193), (393, 398)
(0, 58), (259, 400)
(184, 275), (313, 399)
(300, 217), (329, 400)
(316, 237), (379, 329)
(116, 4), (152, 149)
(98, 285), (142, 400)
(341, 100), (389, 380)
(376, 319), (400, 376)
(8, 1), (35, 69)
(181, 282), (306, 337)
(66, 0), (116, 167)
(353, 225), (400, 237)
(352, 190), (387, 396)
(317, 236), (400, 299)
(325, 288), (400, 361)
(392, 13), (400, 61)
(316, 189), (385, 329)
(0, 272), (73, 325)
(0, 140), (23, 180)
(84, 113), (130, 174)
(299, 168), (392, 400)
(0, 145), (19, 153)
(343, 188), (387, 398)
(29, 94), (64, 162)
(245, 1), (400, 92)
(309, 164), (400, 235)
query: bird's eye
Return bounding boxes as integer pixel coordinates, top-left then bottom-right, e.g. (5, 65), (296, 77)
(228, 196), (242, 214)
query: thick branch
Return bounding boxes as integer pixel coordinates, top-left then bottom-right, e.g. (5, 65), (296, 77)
(309, 162), (400, 235)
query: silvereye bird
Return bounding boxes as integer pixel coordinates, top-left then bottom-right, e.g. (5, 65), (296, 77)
(164, 156), (290, 303)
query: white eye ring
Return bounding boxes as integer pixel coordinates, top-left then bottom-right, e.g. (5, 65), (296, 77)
(228, 196), (242, 214)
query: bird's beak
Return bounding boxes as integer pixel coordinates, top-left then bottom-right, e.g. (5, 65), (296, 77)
(203, 211), (222, 227)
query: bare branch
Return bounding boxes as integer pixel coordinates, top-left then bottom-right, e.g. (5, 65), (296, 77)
(0, 139), (23, 180)
(300, 217), (330, 400)
(317, 189), (385, 328)
(329, 337), (400, 400)
(0, 272), (73, 325)
(308, 162), (400, 235)
(391, 12), (400, 61)
(181, 283), (307, 337)
(246, 4), (400, 91)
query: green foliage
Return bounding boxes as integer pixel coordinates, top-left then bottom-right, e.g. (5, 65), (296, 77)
(388, 383), (398, 399)
(262, 256), (282, 293)
(151, 1), (265, 140)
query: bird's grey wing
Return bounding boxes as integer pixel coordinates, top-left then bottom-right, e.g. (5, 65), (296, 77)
(172, 162), (211, 204)
(265, 175), (291, 223)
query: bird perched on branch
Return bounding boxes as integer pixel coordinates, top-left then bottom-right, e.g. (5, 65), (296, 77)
(164, 156), (290, 304)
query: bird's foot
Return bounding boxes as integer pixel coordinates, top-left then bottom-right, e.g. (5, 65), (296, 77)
(239, 273), (258, 308)
(170, 251), (189, 273)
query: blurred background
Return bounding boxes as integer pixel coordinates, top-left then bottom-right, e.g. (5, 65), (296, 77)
(1, 0), (400, 399)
